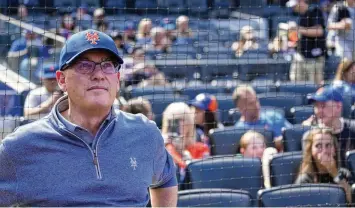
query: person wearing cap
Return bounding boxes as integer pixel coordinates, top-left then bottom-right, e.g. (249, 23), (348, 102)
(286, 0), (326, 85)
(0, 29), (177, 206)
(232, 85), (293, 152)
(93, 8), (112, 32)
(23, 63), (61, 120)
(303, 85), (355, 166)
(188, 93), (222, 146)
(327, 0), (355, 59)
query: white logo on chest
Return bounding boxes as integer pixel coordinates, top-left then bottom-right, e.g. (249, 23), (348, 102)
(130, 157), (138, 170)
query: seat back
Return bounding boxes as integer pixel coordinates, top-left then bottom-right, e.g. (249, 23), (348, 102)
(270, 151), (302, 187)
(209, 127), (273, 155)
(179, 85), (226, 100)
(187, 156), (262, 203)
(289, 105), (314, 124)
(142, 94), (188, 128)
(125, 86), (176, 99)
(215, 94), (234, 126)
(258, 92), (304, 121)
(258, 184), (347, 207)
(178, 188), (252, 207)
(277, 82), (318, 102)
(282, 125), (311, 152)
(346, 150), (355, 177)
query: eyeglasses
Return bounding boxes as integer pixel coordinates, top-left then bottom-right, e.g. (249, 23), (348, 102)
(68, 60), (121, 74)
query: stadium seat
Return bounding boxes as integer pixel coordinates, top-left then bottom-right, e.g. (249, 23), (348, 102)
(54, 0), (76, 13)
(159, 0), (186, 13)
(276, 81), (318, 103)
(258, 92), (305, 122)
(200, 65), (238, 82)
(178, 188), (252, 207)
(142, 94), (188, 128)
(186, 0), (208, 16)
(289, 105), (314, 124)
(269, 151), (302, 187)
(258, 184), (347, 207)
(135, 0), (158, 9)
(282, 125), (311, 152)
(125, 85), (176, 99)
(157, 65), (202, 81)
(186, 156), (262, 204)
(209, 126), (273, 155)
(215, 94), (234, 126)
(324, 55), (341, 81)
(0, 116), (21, 140)
(179, 85), (226, 100)
(251, 79), (277, 94)
(228, 106), (285, 126)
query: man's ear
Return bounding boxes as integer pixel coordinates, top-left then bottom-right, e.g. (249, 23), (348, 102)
(56, 70), (67, 92)
(240, 147), (245, 154)
(117, 72), (120, 81)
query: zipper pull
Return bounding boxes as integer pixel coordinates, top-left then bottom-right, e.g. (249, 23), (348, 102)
(93, 150), (98, 165)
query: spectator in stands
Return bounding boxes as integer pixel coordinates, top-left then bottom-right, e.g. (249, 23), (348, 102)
(93, 8), (112, 32)
(161, 17), (177, 42)
(232, 85), (292, 152)
(58, 14), (75, 39)
(24, 64), (62, 119)
(136, 18), (152, 45)
(122, 62), (165, 87)
(123, 21), (137, 45)
(121, 97), (154, 120)
(74, 5), (92, 22)
(333, 58), (355, 102)
(231, 25), (259, 57)
(111, 31), (133, 55)
(327, 0), (355, 59)
(17, 4), (28, 21)
(175, 15), (193, 39)
(162, 102), (210, 181)
(188, 93), (221, 146)
(146, 27), (171, 53)
(302, 86), (355, 166)
(239, 130), (278, 188)
(286, 0), (326, 85)
(295, 128), (352, 203)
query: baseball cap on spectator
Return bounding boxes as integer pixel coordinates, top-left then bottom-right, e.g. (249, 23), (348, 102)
(161, 18), (175, 31)
(307, 86), (343, 103)
(286, 0), (299, 7)
(188, 93), (218, 112)
(59, 29), (123, 71)
(36, 63), (59, 79)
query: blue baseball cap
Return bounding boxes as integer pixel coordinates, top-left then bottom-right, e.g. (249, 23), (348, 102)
(188, 93), (218, 112)
(36, 63), (59, 79)
(307, 86), (343, 103)
(59, 29), (124, 71)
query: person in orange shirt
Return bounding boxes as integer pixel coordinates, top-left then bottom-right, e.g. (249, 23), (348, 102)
(162, 102), (210, 172)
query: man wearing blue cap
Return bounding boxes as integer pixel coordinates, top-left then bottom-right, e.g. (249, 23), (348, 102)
(24, 63), (62, 119)
(303, 85), (355, 166)
(0, 30), (177, 206)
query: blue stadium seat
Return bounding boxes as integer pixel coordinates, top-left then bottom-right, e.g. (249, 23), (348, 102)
(160, 0), (186, 13)
(200, 65), (238, 82)
(186, 156), (262, 204)
(228, 106), (285, 126)
(125, 86), (176, 99)
(0, 90), (23, 117)
(276, 81), (318, 103)
(258, 92), (305, 122)
(19, 0), (40, 7)
(179, 85), (226, 100)
(258, 184), (347, 207)
(135, 0), (158, 9)
(209, 127), (273, 155)
(169, 46), (197, 55)
(215, 94), (234, 126)
(142, 94), (188, 128)
(289, 105), (314, 124)
(106, 0), (126, 7)
(186, 0), (208, 15)
(282, 125), (311, 152)
(251, 80), (277, 94)
(214, 0), (230, 9)
(157, 65), (202, 81)
(269, 151), (302, 187)
(178, 189), (252, 207)
(324, 55), (341, 81)
(54, 0), (76, 12)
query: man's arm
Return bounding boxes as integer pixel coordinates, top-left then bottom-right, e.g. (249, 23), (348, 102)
(24, 92), (61, 118)
(149, 186), (178, 207)
(298, 25), (324, 38)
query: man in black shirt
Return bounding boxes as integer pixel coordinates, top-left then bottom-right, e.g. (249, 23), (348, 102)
(286, 0), (326, 85)
(303, 86), (355, 167)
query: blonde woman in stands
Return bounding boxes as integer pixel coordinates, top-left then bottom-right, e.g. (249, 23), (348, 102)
(239, 130), (277, 188)
(147, 27), (172, 53)
(231, 25), (259, 57)
(136, 18), (153, 44)
(162, 102), (210, 181)
(295, 128), (352, 203)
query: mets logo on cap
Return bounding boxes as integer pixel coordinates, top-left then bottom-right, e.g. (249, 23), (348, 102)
(86, 31), (100, 45)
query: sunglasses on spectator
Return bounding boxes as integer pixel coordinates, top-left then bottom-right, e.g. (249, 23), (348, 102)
(64, 60), (121, 74)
